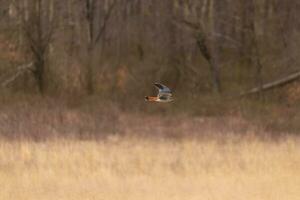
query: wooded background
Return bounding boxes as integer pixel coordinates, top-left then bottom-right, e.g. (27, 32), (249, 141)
(0, 0), (299, 104)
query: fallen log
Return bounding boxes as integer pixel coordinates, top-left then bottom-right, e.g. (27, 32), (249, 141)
(238, 71), (300, 97)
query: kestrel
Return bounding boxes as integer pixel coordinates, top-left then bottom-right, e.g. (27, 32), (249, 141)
(145, 83), (173, 102)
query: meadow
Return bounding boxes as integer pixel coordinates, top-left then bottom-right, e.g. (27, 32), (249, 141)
(0, 97), (299, 200)
(1, 126), (299, 200)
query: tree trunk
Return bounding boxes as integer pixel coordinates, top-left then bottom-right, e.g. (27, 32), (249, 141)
(34, 59), (45, 93)
(210, 0), (223, 93)
(86, 46), (94, 94)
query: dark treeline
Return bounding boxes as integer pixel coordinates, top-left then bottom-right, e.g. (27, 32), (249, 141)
(0, 0), (299, 101)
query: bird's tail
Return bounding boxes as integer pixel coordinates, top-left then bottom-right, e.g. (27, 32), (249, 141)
(145, 96), (158, 102)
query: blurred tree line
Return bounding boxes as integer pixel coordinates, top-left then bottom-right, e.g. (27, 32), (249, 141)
(0, 0), (299, 101)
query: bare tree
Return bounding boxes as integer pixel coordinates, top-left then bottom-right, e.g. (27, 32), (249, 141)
(12, 0), (56, 93)
(209, 0), (226, 93)
(84, 0), (116, 94)
(173, 16), (222, 93)
(244, 0), (264, 95)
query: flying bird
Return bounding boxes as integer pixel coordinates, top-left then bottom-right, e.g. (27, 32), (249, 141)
(145, 83), (173, 103)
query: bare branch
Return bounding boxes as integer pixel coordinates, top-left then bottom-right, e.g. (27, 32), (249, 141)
(210, 32), (241, 47)
(94, 0), (116, 45)
(1, 62), (34, 87)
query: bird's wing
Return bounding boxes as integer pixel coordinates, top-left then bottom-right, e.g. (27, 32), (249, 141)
(154, 83), (172, 96)
(154, 83), (171, 93)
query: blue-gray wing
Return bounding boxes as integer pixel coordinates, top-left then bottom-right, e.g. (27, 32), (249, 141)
(154, 83), (172, 96)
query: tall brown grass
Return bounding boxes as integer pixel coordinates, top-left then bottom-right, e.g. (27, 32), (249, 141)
(0, 135), (299, 200)
(0, 96), (299, 199)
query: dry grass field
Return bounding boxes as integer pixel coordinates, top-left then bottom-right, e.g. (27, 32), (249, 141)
(1, 134), (299, 200)
(0, 98), (299, 199)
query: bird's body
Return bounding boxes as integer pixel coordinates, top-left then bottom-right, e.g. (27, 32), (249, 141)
(145, 83), (173, 103)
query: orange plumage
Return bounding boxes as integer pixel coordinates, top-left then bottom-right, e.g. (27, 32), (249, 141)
(145, 96), (158, 102)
